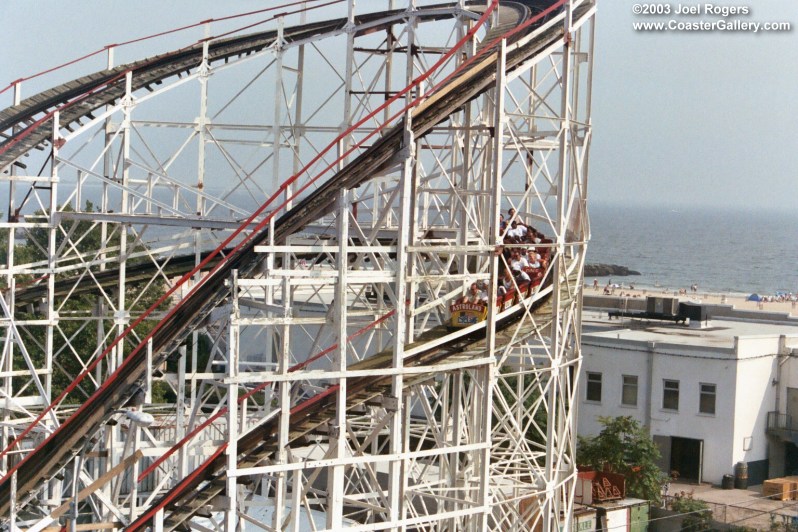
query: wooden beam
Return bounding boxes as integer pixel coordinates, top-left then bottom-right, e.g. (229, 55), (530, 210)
(50, 450), (143, 520)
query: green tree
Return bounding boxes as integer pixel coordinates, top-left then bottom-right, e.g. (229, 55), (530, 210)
(577, 416), (667, 504)
(494, 369), (547, 446)
(12, 203), (173, 404)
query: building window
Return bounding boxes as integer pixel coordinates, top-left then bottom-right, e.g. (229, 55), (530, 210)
(586, 372), (602, 402)
(700, 383), (716, 415)
(663, 379), (679, 410)
(622, 375), (638, 406)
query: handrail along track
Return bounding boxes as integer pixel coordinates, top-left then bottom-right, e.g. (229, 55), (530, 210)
(0, 5), (460, 171)
(0, 0), (590, 524)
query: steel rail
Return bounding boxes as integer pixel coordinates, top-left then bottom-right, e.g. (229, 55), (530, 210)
(127, 1), (581, 527)
(0, 1), (507, 516)
(134, 262), (579, 529)
(0, 3), (460, 171)
(0, 1), (345, 99)
(132, 295), (558, 531)
(0, 2), (503, 486)
(0, 0), (586, 524)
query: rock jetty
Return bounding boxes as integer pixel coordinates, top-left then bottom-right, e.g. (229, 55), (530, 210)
(584, 264), (641, 277)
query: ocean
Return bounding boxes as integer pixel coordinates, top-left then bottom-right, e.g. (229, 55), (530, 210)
(586, 202), (798, 296)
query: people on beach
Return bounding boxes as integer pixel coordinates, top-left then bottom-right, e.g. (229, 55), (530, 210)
(587, 280), (797, 316)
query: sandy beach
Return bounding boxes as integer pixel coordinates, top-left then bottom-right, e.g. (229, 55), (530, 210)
(584, 284), (798, 317)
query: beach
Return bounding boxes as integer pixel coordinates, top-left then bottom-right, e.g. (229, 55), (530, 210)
(587, 204), (798, 298)
(584, 283), (798, 317)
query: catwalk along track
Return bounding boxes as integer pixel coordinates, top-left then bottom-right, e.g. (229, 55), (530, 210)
(0, 0), (591, 525)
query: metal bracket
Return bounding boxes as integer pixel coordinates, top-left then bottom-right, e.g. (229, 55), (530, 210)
(383, 395), (400, 412)
(211, 495), (232, 510)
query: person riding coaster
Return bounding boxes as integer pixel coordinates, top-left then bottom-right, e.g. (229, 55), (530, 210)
(449, 276), (536, 328)
(450, 283), (488, 327)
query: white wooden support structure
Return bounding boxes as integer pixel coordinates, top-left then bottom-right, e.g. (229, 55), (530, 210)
(0, 1), (595, 528)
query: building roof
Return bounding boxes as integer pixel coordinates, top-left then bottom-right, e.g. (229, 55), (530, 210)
(582, 311), (798, 352)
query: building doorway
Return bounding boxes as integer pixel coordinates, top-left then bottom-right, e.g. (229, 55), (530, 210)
(786, 443), (798, 476)
(670, 437), (703, 482)
(788, 388), (798, 430)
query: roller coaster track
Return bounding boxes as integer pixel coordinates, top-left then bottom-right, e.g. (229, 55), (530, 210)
(0, 5), (457, 171)
(0, 0), (592, 525)
(130, 276), (575, 531)
(11, 251), (225, 307)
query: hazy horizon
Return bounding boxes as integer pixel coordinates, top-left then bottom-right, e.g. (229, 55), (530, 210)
(1, 1), (795, 212)
(590, 1), (797, 212)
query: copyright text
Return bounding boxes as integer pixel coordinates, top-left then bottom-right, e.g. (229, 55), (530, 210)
(631, 4), (792, 33)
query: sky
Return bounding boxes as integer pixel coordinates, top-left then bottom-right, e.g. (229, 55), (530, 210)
(0, 0), (796, 212)
(590, 1), (798, 213)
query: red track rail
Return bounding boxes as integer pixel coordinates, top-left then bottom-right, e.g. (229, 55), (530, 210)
(0, 0), (497, 470)
(0, 0), (507, 508)
(0, 0), (346, 161)
(0, 0), (573, 524)
(126, 1), (571, 528)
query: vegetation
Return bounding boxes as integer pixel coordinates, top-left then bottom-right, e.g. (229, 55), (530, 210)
(768, 515), (798, 532)
(4, 203), (173, 404)
(669, 491), (712, 532)
(577, 416), (668, 504)
(494, 369), (547, 446)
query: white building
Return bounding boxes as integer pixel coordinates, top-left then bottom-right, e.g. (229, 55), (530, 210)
(578, 296), (798, 486)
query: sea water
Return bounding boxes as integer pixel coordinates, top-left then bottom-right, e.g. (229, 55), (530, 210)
(586, 202), (798, 296)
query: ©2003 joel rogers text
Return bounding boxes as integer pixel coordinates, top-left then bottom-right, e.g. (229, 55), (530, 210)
(630, 4), (792, 33)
